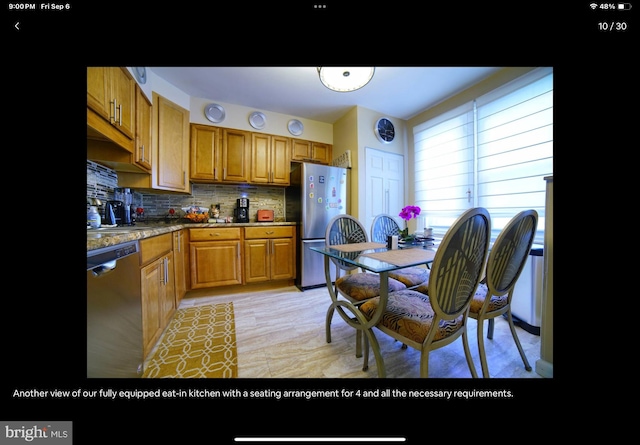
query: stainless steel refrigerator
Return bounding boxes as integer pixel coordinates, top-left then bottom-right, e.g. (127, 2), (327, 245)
(286, 162), (348, 290)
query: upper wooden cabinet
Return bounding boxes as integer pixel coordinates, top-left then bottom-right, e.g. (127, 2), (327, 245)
(118, 93), (191, 193)
(250, 133), (290, 185)
(87, 67), (135, 150)
(134, 85), (152, 172)
(222, 128), (251, 183)
(190, 124), (222, 182)
(153, 92), (190, 192)
(291, 139), (332, 165)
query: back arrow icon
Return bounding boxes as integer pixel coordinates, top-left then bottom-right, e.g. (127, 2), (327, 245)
(15, 22), (20, 30)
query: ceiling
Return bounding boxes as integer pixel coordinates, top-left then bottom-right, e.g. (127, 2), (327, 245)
(148, 67), (502, 124)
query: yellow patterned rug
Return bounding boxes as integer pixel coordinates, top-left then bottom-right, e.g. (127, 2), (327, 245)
(142, 302), (237, 378)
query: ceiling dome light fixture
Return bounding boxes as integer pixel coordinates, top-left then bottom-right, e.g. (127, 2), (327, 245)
(317, 67), (375, 92)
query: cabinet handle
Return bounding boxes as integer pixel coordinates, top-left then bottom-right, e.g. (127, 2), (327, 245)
(237, 242), (240, 258)
(117, 103), (122, 126)
(266, 231), (274, 235)
(110, 99), (116, 124)
(140, 145), (145, 162)
(210, 232), (220, 237)
(163, 257), (169, 285)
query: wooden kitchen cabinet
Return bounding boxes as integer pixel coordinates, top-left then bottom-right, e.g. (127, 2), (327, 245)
(291, 138), (332, 165)
(87, 67), (135, 151)
(190, 124), (222, 182)
(250, 133), (290, 185)
(139, 233), (176, 359)
(189, 227), (242, 288)
(221, 128), (251, 183)
(118, 92), (191, 193)
(244, 226), (295, 283)
(134, 84), (152, 172)
(173, 229), (188, 305)
(154, 93), (190, 192)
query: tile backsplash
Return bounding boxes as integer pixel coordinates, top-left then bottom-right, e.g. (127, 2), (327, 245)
(87, 160), (286, 222)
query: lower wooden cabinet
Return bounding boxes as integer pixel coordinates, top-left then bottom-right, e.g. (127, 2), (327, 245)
(173, 229), (188, 305)
(244, 226), (295, 283)
(189, 227), (242, 288)
(139, 233), (175, 359)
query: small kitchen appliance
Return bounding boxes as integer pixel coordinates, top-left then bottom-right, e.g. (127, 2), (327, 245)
(234, 198), (250, 223)
(257, 209), (274, 222)
(114, 188), (134, 225)
(105, 200), (130, 226)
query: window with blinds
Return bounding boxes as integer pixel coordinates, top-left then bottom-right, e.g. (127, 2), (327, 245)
(414, 67), (553, 244)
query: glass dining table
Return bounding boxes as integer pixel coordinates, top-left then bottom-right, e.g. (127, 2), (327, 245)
(309, 241), (436, 377)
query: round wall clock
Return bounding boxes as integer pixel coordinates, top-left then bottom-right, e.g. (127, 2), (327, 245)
(375, 117), (395, 143)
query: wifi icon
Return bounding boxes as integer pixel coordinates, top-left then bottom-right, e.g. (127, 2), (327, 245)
(590, 2), (598, 9)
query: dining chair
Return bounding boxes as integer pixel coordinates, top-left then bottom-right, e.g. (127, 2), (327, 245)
(325, 214), (406, 359)
(468, 209), (538, 378)
(359, 207), (491, 378)
(370, 214), (431, 289)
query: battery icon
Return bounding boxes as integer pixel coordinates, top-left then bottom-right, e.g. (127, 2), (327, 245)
(618, 3), (632, 9)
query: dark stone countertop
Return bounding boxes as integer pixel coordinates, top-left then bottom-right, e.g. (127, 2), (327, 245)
(87, 221), (297, 252)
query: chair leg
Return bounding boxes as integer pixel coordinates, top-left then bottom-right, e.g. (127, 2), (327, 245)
(487, 318), (494, 339)
(362, 333), (369, 371)
(362, 329), (385, 377)
(505, 310), (532, 372)
(476, 318), (490, 378)
(462, 329), (478, 378)
(325, 305), (335, 344)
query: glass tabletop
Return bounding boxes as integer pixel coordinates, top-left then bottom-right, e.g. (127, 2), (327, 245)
(310, 243), (436, 273)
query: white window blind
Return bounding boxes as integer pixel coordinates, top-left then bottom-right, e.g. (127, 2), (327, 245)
(414, 67), (553, 244)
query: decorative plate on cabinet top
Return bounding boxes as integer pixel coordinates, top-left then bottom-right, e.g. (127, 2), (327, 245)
(249, 111), (267, 130)
(204, 103), (226, 123)
(287, 119), (304, 136)
(132, 67), (147, 84)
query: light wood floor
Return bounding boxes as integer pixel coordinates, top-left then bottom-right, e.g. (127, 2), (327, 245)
(178, 283), (543, 378)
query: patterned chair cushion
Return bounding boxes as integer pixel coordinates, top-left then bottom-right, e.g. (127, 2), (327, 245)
(359, 289), (463, 344)
(336, 273), (406, 301)
(469, 283), (508, 315)
(389, 267), (430, 288)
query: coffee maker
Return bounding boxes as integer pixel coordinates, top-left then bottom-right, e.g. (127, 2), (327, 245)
(105, 188), (135, 226)
(234, 198), (249, 223)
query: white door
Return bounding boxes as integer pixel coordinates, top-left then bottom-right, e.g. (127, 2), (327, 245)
(364, 147), (404, 231)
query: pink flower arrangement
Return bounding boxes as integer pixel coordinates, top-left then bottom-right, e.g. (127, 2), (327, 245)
(399, 205), (421, 221)
(398, 205), (421, 241)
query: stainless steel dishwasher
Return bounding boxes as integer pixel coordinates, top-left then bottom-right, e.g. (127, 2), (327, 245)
(87, 240), (143, 378)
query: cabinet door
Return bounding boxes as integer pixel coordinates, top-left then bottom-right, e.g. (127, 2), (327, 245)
(190, 124), (221, 181)
(271, 136), (291, 184)
(250, 133), (271, 184)
(111, 67), (135, 139)
(291, 139), (311, 161)
(135, 85), (152, 172)
(154, 93), (190, 192)
(222, 129), (250, 183)
(141, 259), (163, 359)
(87, 67), (110, 121)
(159, 252), (175, 327)
(244, 239), (270, 283)
(270, 238), (295, 280)
(312, 142), (332, 165)
(173, 230), (187, 305)
(190, 241), (242, 288)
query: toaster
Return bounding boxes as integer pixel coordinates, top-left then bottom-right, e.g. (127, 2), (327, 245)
(257, 209), (274, 222)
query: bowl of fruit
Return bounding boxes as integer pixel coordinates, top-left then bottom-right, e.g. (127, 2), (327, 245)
(182, 206), (210, 223)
